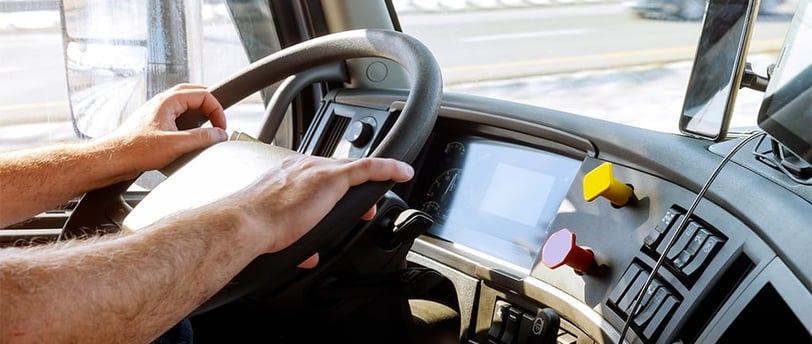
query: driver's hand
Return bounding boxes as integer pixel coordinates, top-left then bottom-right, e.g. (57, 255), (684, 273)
(101, 84), (228, 178)
(230, 155), (414, 263)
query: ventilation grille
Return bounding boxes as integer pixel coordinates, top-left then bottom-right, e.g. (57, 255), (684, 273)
(316, 115), (351, 157)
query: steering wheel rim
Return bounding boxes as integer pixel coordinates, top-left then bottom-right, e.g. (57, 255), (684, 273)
(64, 29), (442, 314)
(178, 29), (440, 162)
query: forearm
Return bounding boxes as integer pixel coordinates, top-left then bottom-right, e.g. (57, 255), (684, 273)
(0, 138), (137, 227)
(0, 203), (263, 343)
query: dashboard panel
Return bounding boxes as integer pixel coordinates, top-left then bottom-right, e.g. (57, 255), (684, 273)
(325, 90), (812, 344)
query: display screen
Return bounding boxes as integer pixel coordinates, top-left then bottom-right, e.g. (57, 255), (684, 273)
(757, 0), (812, 164)
(680, 0), (756, 140)
(415, 138), (581, 270)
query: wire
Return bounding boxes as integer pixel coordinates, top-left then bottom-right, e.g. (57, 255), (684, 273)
(617, 131), (767, 344)
(752, 135), (812, 185)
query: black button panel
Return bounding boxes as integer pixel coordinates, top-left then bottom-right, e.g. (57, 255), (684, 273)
(487, 301), (562, 344)
(607, 261), (682, 342)
(644, 207), (727, 285)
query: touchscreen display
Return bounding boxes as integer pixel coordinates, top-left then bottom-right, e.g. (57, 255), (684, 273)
(757, 0), (812, 164)
(416, 138), (581, 270)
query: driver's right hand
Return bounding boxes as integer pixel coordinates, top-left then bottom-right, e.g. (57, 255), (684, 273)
(220, 155), (414, 258)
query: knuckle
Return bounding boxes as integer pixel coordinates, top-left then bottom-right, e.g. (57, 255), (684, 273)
(300, 158), (321, 170)
(354, 158), (374, 171)
(280, 155), (306, 170)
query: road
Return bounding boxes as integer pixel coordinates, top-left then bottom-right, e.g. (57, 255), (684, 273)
(0, 3), (795, 147)
(400, 4), (791, 84)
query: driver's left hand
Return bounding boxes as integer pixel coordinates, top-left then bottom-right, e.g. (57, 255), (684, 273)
(100, 84), (228, 179)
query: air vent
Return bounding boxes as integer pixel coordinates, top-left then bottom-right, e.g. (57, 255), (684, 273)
(315, 115), (351, 157)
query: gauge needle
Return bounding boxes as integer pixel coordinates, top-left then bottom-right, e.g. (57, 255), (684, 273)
(443, 172), (459, 201)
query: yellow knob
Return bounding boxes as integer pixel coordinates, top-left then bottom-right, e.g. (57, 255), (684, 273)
(583, 162), (636, 207)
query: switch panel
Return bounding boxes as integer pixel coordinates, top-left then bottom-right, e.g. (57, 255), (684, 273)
(607, 261), (682, 342)
(487, 301), (564, 344)
(643, 206), (727, 286)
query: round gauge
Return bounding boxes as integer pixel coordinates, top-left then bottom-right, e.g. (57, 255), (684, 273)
(424, 168), (462, 222)
(443, 141), (465, 159)
(426, 168), (462, 204)
(420, 201), (442, 219)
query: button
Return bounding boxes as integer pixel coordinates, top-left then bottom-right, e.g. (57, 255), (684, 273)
(655, 214), (685, 254)
(489, 300), (511, 340)
(541, 228), (595, 274)
(672, 250), (693, 268)
(583, 162), (637, 207)
(633, 287), (669, 328)
(685, 228), (711, 256)
(500, 307), (523, 344)
(643, 294), (680, 339)
(643, 230), (661, 249)
(617, 271), (649, 315)
(526, 308), (560, 344)
(345, 118), (376, 147)
(682, 235), (724, 276)
(609, 263), (643, 306)
(638, 278), (663, 309)
(665, 221), (701, 260)
(645, 210), (681, 248)
(657, 209), (680, 231)
(517, 313), (535, 344)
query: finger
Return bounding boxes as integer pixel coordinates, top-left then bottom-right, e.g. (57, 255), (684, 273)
(194, 91), (226, 129)
(166, 127), (228, 153)
(166, 89), (227, 129)
(341, 158), (414, 187)
(168, 83), (208, 91)
(296, 253), (320, 269)
(361, 206), (377, 221)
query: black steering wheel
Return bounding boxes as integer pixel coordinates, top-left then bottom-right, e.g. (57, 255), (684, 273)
(61, 29), (442, 313)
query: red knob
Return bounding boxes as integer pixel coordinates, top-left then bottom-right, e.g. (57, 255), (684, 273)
(542, 228), (595, 274)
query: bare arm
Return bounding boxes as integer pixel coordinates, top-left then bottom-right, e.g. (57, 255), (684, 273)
(0, 204), (251, 343)
(0, 84), (227, 227)
(0, 155), (414, 343)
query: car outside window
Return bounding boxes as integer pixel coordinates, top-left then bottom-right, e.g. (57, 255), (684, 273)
(395, 0), (797, 133)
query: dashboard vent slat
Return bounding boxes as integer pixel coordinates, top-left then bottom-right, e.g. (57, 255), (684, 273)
(317, 115), (351, 157)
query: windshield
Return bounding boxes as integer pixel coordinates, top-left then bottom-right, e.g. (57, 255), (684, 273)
(396, 0), (797, 133)
(0, 0), (798, 150)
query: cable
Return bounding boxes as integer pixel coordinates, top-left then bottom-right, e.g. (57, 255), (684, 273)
(617, 131), (767, 344)
(752, 135), (812, 185)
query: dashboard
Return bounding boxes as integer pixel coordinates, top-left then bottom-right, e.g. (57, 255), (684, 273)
(314, 89), (812, 344)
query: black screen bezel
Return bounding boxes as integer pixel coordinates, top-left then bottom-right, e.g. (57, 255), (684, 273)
(756, 0), (812, 164)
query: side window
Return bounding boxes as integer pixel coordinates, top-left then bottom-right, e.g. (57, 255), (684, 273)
(0, 1), (71, 151)
(0, 0), (266, 151)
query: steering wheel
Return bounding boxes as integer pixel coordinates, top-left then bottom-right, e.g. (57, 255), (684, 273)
(61, 29), (442, 313)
